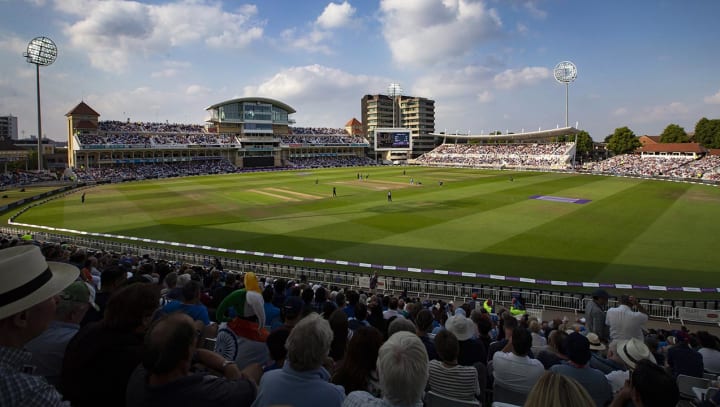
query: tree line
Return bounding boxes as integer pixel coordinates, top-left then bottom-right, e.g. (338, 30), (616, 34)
(604, 117), (720, 155)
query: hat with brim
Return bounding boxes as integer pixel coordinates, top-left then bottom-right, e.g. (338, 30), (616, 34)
(0, 245), (79, 320)
(586, 332), (606, 351)
(445, 315), (475, 341)
(616, 338), (656, 369)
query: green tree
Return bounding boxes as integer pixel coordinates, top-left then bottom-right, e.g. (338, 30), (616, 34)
(574, 131), (594, 156)
(695, 117), (720, 148)
(659, 124), (689, 143)
(606, 126), (640, 155)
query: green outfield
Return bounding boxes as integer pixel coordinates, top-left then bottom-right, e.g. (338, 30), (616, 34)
(12, 167), (720, 288)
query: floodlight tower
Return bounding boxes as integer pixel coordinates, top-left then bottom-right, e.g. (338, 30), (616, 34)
(387, 83), (403, 128)
(553, 61), (577, 128)
(24, 36), (57, 171)
(554, 61), (578, 168)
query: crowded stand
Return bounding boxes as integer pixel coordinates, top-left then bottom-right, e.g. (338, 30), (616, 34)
(286, 156), (376, 168)
(416, 142), (574, 170)
(583, 154), (695, 177)
(290, 127), (348, 135)
(73, 159), (237, 182)
(98, 120), (204, 133)
(78, 133), (236, 146)
(664, 154), (720, 180)
(281, 135), (367, 145)
(0, 171), (57, 188)
(3, 233), (718, 406)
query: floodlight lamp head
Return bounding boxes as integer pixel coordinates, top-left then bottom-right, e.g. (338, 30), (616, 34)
(553, 61), (577, 84)
(387, 82), (403, 97)
(24, 36), (57, 66)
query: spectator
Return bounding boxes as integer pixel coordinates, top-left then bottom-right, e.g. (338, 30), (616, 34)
(81, 265), (127, 325)
(387, 317), (416, 338)
(329, 309), (350, 362)
(0, 245), (78, 406)
(252, 313), (345, 407)
(61, 283), (160, 407)
(263, 328), (290, 372)
(382, 297), (403, 320)
(529, 319), (547, 355)
(261, 286), (281, 330)
(697, 331), (720, 373)
(348, 302), (369, 332)
(609, 359), (679, 407)
(125, 313), (261, 407)
(487, 314), (518, 362)
(550, 332), (613, 407)
(585, 289), (610, 342)
(666, 331), (704, 378)
(343, 331), (428, 407)
(605, 338), (656, 394)
(26, 281), (98, 387)
(492, 326), (545, 395)
(331, 326), (384, 396)
(524, 371), (595, 407)
(427, 330), (480, 401)
(606, 295), (648, 341)
(445, 314), (486, 366)
(415, 309), (439, 360)
(161, 280), (211, 325)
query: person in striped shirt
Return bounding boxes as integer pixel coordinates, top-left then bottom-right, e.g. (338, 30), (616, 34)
(427, 330), (481, 401)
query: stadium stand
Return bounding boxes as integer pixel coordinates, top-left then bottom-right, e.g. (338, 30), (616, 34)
(1, 234), (707, 407)
(415, 142), (574, 170)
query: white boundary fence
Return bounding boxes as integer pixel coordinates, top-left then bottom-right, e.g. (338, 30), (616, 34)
(2, 226), (718, 325)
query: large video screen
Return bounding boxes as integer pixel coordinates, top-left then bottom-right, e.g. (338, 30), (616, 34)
(375, 129), (411, 150)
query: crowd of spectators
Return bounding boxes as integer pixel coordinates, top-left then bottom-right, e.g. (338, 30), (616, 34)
(286, 156), (376, 168)
(74, 159), (237, 182)
(78, 133), (236, 146)
(98, 120), (204, 133)
(290, 127), (347, 135)
(583, 154), (695, 177)
(1, 171), (57, 188)
(281, 135), (367, 145)
(664, 155), (720, 180)
(3, 236), (716, 407)
(416, 143), (574, 170)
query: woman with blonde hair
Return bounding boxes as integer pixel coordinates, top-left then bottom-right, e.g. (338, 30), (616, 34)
(524, 371), (595, 407)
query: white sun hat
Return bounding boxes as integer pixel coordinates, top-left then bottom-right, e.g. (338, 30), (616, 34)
(0, 245), (79, 320)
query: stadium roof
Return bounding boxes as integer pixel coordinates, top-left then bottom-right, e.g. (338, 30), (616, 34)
(345, 117), (361, 126)
(431, 126), (582, 141)
(638, 143), (706, 153)
(205, 97), (296, 114)
(66, 101), (100, 117)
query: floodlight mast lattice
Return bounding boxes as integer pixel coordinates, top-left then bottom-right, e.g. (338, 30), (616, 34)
(24, 36), (57, 171)
(387, 83), (403, 128)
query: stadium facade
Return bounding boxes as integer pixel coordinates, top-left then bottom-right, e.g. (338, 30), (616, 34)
(0, 115), (19, 141)
(65, 98), (369, 170)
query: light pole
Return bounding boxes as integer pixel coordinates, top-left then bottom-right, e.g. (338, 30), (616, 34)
(24, 36), (57, 171)
(387, 83), (403, 128)
(554, 61), (578, 167)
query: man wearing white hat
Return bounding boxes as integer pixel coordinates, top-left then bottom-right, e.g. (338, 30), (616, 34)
(26, 281), (99, 387)
(0, 245), (79, 406)
(605, 338), (656, 394)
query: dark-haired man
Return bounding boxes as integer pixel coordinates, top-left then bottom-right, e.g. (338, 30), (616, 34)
(551, 332), (612, 407)
(609, 359), (679, 407)
(126, 313), (261, 407)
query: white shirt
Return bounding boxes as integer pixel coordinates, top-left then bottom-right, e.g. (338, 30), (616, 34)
(492, 351), (545, 393)
(605, 370), (629, 394)
(605, 304), (647, 341)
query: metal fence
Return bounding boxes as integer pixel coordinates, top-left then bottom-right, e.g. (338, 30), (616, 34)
(2, 225), (718, 325)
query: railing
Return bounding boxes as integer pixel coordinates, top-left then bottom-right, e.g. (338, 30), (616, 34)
(3, 225), (718, 326)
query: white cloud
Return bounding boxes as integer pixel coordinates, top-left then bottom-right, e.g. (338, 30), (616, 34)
(633, 102), (690, 123)
(185, 84), (211, 96)
(56, 0), (263, 73)
(703, 89), (720, 104)
(477, 90), (493, 103)
(379, 0), (502, 65)
(412, 65), (494, 99)
(280, 28), (331, 54)
(316, 1), (356, 29)
(523, 1), (547, 19)
(613, 107), (628, 116)
(493, 66), (550, 89)
(0, 34), (29, 53)
(243, 64), (388, 125)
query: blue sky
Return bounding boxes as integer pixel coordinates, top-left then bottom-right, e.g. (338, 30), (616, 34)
(1, 0), (719, 141)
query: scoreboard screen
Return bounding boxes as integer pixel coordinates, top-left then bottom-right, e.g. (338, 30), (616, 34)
(375, 129), (411, 150)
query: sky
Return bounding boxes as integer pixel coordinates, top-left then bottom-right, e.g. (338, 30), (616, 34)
(1, 0), (720, 142)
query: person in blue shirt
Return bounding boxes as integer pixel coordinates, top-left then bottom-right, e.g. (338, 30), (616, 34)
(161, 280), (210, 326)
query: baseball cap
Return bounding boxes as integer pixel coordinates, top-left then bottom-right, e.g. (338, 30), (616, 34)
(61, 281), (100, 311)
(591, 289), (609, 299)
